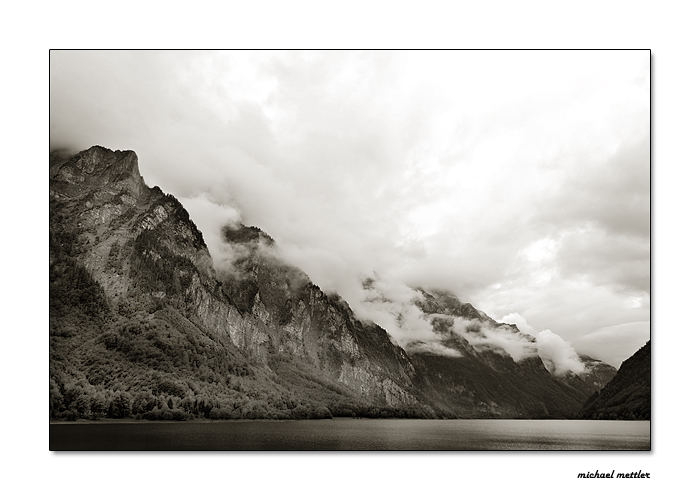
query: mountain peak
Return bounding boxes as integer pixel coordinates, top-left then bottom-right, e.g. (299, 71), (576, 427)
(414, 287), (488, 322)
(222, 224), (275, 247)
(50, 145), (147, 201)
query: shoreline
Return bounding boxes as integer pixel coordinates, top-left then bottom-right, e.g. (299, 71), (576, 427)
(49, 418), (652, 424)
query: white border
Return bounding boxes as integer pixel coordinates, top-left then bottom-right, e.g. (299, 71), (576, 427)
(2, 1), (698, 498)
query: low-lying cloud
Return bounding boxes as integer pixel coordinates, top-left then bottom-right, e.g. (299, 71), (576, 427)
(497, 312), (588, 374)
(352, 277), (438, 346)
(353, 276), (588, 375)
(179, 194), (242, 270)
(454, 317), (538, 362)
(534, 329), (586, 375)
(455, 316), (586, 375)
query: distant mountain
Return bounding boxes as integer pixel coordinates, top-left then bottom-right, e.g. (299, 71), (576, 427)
(578, 341), (651, 420)
(49, 146), (617, 420)
(406, 289), (617, 418)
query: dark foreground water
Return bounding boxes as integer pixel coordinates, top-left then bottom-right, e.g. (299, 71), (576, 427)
(50, 419), (650, 451)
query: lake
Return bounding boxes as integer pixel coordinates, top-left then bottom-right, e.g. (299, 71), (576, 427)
(50, 419), (650, 451)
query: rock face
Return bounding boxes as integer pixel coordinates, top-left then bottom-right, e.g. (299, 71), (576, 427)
(49, 146), (616, 420)
(578, 341), (651, 420)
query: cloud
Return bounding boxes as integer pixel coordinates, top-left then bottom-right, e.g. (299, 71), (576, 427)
(455, 318), (539, 362)
(540, 135), (651, 241)
(498, 312), (537, 335)
(556, 225), (650, 294)
(574, 321), (650, 368)
(49, 50), (650, 364)
(449, 315), (586, 375)
(350, 277), (438, 346)
(473, 273), (649, 366)
(534, 329), (586, 376)
(407, 341), (463, 358)
(178, 194), (242, 270)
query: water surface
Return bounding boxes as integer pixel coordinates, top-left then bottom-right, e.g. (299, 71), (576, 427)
(50, 419), (650, 451)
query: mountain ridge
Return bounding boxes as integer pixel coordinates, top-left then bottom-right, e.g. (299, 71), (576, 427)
(49, 145), (618, 420)
(578, 341), (651, 419)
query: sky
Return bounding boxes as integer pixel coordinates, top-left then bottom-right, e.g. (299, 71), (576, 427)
(49, 50), (650, 368)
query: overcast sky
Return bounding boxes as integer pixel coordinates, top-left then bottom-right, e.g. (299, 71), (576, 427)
(50, 50), (650, 367)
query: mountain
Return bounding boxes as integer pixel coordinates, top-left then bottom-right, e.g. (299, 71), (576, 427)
(49, 146), (615, 420)
(50, 146), (435, 420)
(404, 289), (617, 418)
(578, 341), (651, 420)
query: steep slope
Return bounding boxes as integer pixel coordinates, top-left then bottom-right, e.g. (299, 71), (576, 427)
(406, 289), (617, 418)
(50, 146), (433, 420)
(578, 341), (651, 420)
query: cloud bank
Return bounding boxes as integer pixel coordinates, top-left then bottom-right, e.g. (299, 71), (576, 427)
(452, 316), (586, 375)
(49, 50), (650, 366)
